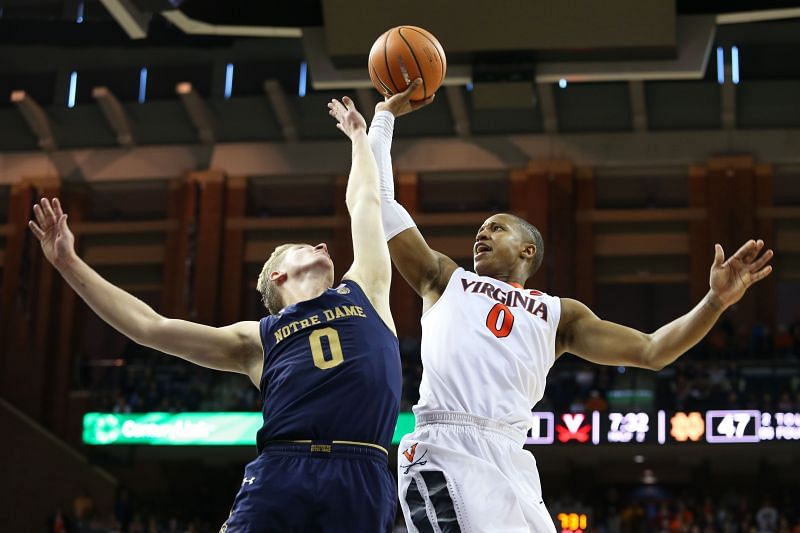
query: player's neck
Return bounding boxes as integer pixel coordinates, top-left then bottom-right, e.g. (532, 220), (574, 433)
(479, 270), (527, 287)
(280, 275), (331, 307)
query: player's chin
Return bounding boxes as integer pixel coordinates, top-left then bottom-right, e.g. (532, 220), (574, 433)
(309, 257), (334, 278)
(313, 253), (333, 266)
(473, 255), (490, 275)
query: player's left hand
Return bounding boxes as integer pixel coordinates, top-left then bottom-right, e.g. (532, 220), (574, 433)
(328, 96), (367, 139)
(709, 239), (773, 308)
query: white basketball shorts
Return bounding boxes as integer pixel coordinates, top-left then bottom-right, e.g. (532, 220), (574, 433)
(397, 411), (557, 533)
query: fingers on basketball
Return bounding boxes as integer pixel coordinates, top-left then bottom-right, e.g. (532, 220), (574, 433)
(412, 93), (435, 109)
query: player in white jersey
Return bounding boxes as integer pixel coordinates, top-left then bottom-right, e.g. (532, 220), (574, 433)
(369, 84), (774, 533)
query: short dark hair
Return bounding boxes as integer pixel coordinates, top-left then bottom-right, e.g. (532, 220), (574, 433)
(508, 214), (544, 277)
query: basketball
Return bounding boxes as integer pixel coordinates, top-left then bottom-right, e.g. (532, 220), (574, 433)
(368, 26), (447, 102)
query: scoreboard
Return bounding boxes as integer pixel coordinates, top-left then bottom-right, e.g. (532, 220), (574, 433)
(526, 409), (800, 445)
(82, 409), (800, 446)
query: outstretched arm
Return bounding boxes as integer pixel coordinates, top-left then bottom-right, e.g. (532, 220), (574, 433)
(29, 198), (263, 384)
(368, 80), (457, 307)
(329, 96), (395, 333)
(557, 240), (774, 370)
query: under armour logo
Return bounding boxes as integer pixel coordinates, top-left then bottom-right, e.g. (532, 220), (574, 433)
(242, 476), (256, 486)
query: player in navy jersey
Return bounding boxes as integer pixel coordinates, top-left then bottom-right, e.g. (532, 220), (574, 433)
(28, 82), (424, 532)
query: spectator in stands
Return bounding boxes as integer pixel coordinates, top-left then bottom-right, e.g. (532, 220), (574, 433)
(752, 322), (772, 358)
(112, 390), (131, 414)
(706, 323), (730, 359)
(129, 513), (145, 533)
(114, 488), (133, 532)
(620, 501), (645, 532)
(569, 395), (586, 413)
(574, 367), (596, 395)
(584, 389), (608, 412)
(777, 391), (793, 412)
(774, 323), (795, 358)
(790, 321), (800, 355)
(73, 488), (94, 524)
(672, 374), (692, 410)
(761, 392), (775, 412)
(725, 391), (740, 409)
(47, 507), (71, 533)
(757, 497), (779, 533)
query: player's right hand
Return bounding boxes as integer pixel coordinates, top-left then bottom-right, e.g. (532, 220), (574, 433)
(329, 96), (368, 139)
(29, 197), (75, 268)
(376, 78), (434, 117)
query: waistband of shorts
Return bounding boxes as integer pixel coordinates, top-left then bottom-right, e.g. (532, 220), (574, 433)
(262, 440), (388, 461)
(414, 411), (527, 446)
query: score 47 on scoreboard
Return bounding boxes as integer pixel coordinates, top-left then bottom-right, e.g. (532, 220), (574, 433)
(526, 410), (800, 445)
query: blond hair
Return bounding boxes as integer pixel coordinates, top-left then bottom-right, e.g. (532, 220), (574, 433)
(257, 243), (297, 314)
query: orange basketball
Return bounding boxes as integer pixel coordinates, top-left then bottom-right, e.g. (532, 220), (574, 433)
(368, 26), (447, 102)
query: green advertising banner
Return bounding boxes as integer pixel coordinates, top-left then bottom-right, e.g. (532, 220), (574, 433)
(83, 412), (417, 446)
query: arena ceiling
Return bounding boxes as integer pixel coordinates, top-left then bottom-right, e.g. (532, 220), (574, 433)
(0, 1), (800, 151)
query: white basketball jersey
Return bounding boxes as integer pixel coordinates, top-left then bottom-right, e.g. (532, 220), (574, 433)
(414, 268), (561, 434)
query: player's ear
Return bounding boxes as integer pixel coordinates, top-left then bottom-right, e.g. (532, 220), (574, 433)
(520, 243), (536, 261)
(270, 270), (287, 285)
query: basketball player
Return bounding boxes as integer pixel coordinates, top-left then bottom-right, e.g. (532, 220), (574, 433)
(29, 95), (406, 532)
(368, 95), (774, 532)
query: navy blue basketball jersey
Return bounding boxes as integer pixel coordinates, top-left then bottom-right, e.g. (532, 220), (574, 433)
(256, 279), (401, 452)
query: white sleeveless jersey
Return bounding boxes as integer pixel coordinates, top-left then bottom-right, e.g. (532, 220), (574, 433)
(414, 268), (561, 434)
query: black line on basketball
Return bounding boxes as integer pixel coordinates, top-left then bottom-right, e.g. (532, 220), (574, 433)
(404, 26), (446, 86)
(382, 30), (402, 95)
(398, 27), (428, 99)
(370, 61), (395, 96)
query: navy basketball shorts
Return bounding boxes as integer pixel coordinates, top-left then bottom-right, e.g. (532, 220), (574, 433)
(221, 442), (396, 533)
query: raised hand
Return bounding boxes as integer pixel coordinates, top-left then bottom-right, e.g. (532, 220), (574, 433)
(709, 240), (773, 308)
(28, 197), (75, 268)
(328, 96), (367, 140)
(375, 78), (434, 117)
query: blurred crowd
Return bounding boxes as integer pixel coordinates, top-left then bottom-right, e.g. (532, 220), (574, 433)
(49, 489), (217, 533)
(399, 490), (800, 533)
(565, 490), (800, 533)
(54, 487), (800, 533)
(90, 320), (800, 416)
(89, 342), (260, 414)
